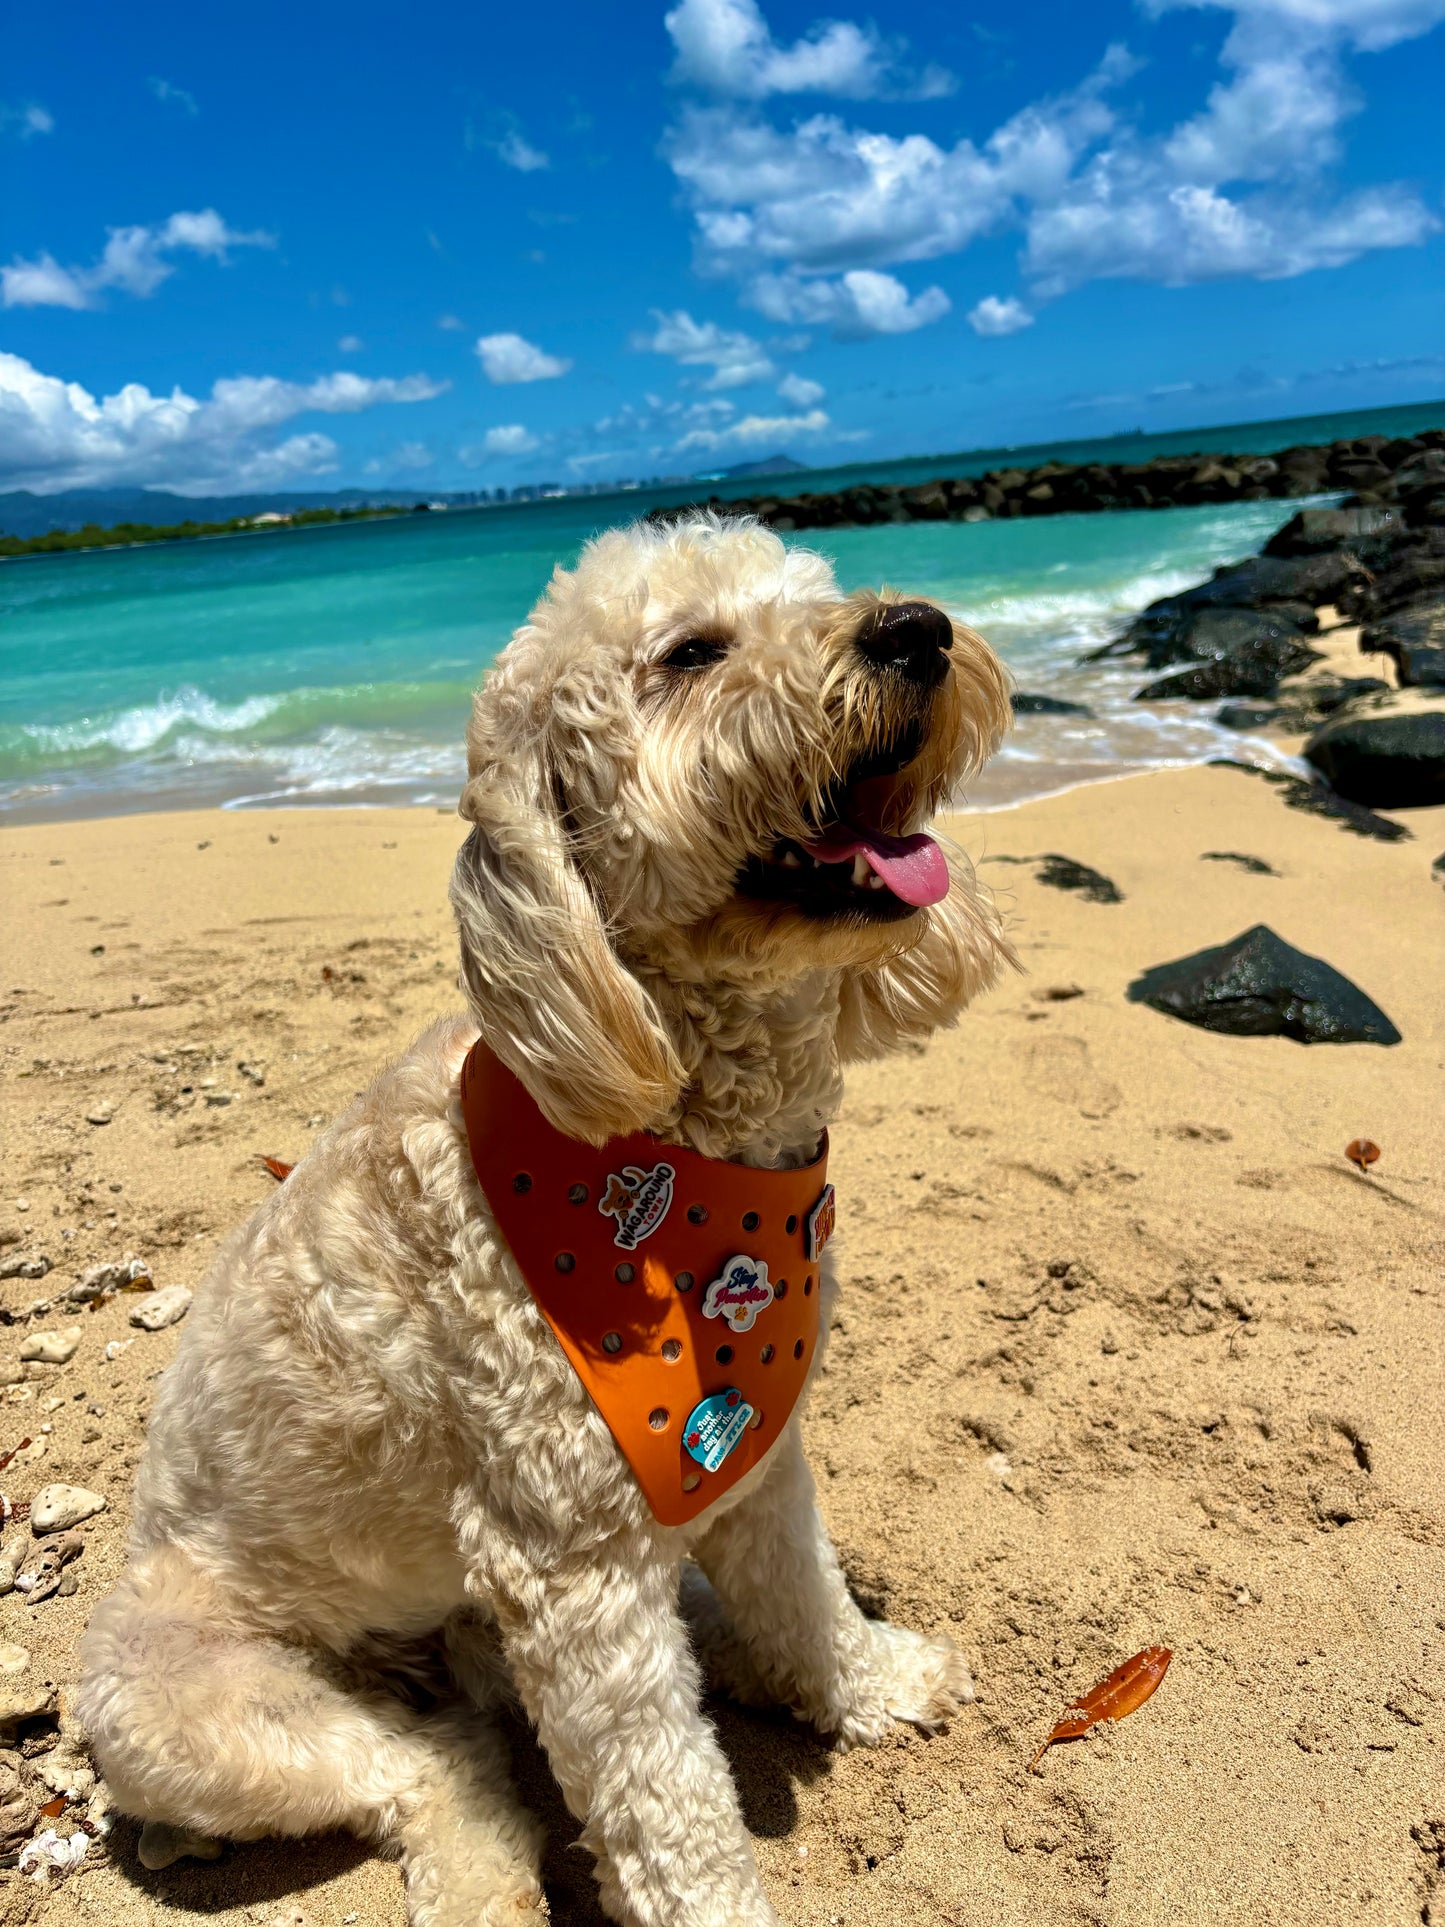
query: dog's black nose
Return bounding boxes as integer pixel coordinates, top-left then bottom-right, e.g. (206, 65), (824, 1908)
(855, 602), (952, 687)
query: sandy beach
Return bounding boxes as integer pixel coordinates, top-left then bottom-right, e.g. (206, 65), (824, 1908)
(0, 765), (1440, 1927)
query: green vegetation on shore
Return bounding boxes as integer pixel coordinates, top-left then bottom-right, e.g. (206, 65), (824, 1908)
(0, 502), (409, 559)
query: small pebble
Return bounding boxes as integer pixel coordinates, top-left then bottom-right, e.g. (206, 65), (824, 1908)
(83, 1105), (113, 1127)
(29, 1484), (106, 1533)
(0, 1255), (49, 1282)
(129, 1286), (192, 1332)
(0, 1683), (57, 1732)
(19, 1330), (81, 1367)
(0, 1646), (30, 1675)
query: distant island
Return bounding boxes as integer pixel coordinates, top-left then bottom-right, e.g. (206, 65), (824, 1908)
(0, 501), (413, 559)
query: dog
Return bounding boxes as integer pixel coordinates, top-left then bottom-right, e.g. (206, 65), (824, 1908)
(78, 512), (1012, 1925)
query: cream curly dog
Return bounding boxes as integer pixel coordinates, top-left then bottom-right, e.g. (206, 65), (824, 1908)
(78, 513), (1012, 1925)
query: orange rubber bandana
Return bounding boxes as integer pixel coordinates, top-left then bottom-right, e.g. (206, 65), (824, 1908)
(459, 1040), (833, 1527)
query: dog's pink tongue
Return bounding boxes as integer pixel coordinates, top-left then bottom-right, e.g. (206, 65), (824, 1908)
(806, 825), (950, 907)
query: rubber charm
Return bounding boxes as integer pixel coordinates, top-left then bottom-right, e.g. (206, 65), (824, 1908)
(702, 1254), (774, 1332)
(598, 1161), (676, 1250)
(683, 1389), (755, 1473)
(805, 1183), (835, 1260)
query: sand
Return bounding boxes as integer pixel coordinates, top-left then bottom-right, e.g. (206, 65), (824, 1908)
(0, 767), (1440, 1926)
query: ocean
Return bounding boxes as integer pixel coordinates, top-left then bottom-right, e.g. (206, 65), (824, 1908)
(3, 401), (1441, 823)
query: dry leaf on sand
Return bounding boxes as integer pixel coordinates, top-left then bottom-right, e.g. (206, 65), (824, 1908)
(1029, 1645), (1172, 1772)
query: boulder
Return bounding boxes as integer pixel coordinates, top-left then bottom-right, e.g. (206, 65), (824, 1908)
(1176, 553), (1360, 609)
(1361, 597), (1445, 685)
(1348, 549), (1445, 622)
(1305, 711), (1445, 809)
(1127, 925), (1401, 1045)
(1111, 604), (1318, 672)
(1010, 692), (1094, 716)
(1135, 635), (1321, 701)
(1217, 703), (1281, 730)
(1262, 505), (1406, 560)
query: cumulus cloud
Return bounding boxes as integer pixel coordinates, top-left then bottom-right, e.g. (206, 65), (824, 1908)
(633, 309), (775, 387)
(491, 129), (549, 172)
(663, 0), (1443, 319)
(750, 268), (951, 338)
(776, 370), (825, 405)
(148, 77), (199, 116)
(2, 209), (275, 310)
(462, 424), (541, 461)
(664, 0), (953, 99)
(475, 332), (572, 383)
(674, 404), (837, 451)
(0, 102), (53, 140)
(967, 294), (1034, 336)
(0, 351), (448, 495)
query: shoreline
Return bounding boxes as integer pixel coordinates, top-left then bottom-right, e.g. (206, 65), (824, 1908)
(0, 767), (1439, 1926)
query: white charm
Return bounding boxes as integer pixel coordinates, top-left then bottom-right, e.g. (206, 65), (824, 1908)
(597, 1161), (675, 1250)
(701, 1254), (774, 1333)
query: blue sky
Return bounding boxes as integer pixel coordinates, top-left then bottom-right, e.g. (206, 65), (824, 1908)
(2, 0), (1443, 495)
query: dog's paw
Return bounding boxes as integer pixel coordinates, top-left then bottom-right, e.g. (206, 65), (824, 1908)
(824, 1621), (974, 1753)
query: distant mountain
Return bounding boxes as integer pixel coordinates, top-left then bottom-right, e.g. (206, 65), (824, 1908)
(701, 454), (812, 481)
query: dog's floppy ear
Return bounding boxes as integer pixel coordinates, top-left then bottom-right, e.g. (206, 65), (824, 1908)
(835, 852), (1015, 1063)
(450, 748), (685, 1147)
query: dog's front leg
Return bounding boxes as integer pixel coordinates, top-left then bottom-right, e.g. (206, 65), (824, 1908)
(488, 1530), (778, 1927)
(692, 1423), (973, 1750)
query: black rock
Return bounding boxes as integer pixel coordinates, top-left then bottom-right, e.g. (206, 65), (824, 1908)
(1262, 505), (1406, 560)
(1110, 603), (1317, 672)
(1180, 553), (1360, 609)
(1127, 924), (1400, 1045)
(1362, 597), (1445, 685)
(1217, 703), (1282, 729)
(1011, 692), (1094, 716)
(1305, 712), (1445, 809)
(1136, 635), (1321, 700)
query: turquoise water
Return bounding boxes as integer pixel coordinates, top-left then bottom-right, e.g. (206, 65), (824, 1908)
(0, 489), (1336, 820)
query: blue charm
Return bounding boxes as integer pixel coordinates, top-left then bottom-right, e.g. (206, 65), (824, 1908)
(682, 1389), (755, 1474)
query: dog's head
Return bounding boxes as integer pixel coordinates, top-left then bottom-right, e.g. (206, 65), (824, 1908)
(452, 514), (1011, 1141)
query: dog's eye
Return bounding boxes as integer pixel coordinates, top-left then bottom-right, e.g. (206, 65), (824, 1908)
(661, 637), (727, 671)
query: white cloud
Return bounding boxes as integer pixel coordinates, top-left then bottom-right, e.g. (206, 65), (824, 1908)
(338, 335), (363, 353)
(662, 0), (1443, 316)
(776, 370), (825, 404)
(967, 294), (1034, 336)
(2, 209), (275, 310)
(438, 312), (465, 330)
(675, 405), (835, 451)
(634, 309), (775, 387)
(475, 332), (572, 383)
(750, 268), (951, 338)
(0, 102), (53, 140)
(148, 77), (199, 116)
(0, 351), (448, 495)
(664, 0), (954, 99)
(365, 440), (435, 474)
(470, 425), (547, 458)
(491, 128), (550, 172)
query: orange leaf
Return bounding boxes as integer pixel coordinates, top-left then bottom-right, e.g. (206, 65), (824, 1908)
(1029, 1645), (1172, 1772)
(262, 1156), (294, 1182)
(0, 1440), (31, 1477)
(1345, 1138), (1380, 1173)
(38, 1796), (66, 1819)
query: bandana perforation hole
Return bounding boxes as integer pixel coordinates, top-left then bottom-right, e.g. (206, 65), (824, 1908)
(614, 1263), (635, 1284)
(682, 1472), (700, 1492)
(686, 1204), (708, 1225)
(554, 1252), (576, 1274)
(742, 1211), (760, 1233)
(793, 1338), (805, 1360)
(804, 1275), (813, 1296)
(661, 1339), (682, 1362)
(748, 1409), (763, 1429)
(568, 1183), (589, 1205)
(601, 1331), (622, 1354)
(774, 1278), (788, 1299)
(759, 1343), (775, 1364)
(648, 1407), (669, 1431)
(786, 1214), (798, 1235)
(715, 1344), (733, 1365)
(512, 1172), (532, 1194)
(674, 1270), (695, 1293)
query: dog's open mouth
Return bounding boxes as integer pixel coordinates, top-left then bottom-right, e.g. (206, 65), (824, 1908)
(736, 727), (949, 922)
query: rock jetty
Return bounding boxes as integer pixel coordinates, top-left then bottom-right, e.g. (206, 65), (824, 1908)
(678, 430), (1445, 533)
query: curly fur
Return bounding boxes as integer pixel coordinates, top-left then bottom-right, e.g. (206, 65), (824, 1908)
(77, 514), (1013, 1926)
